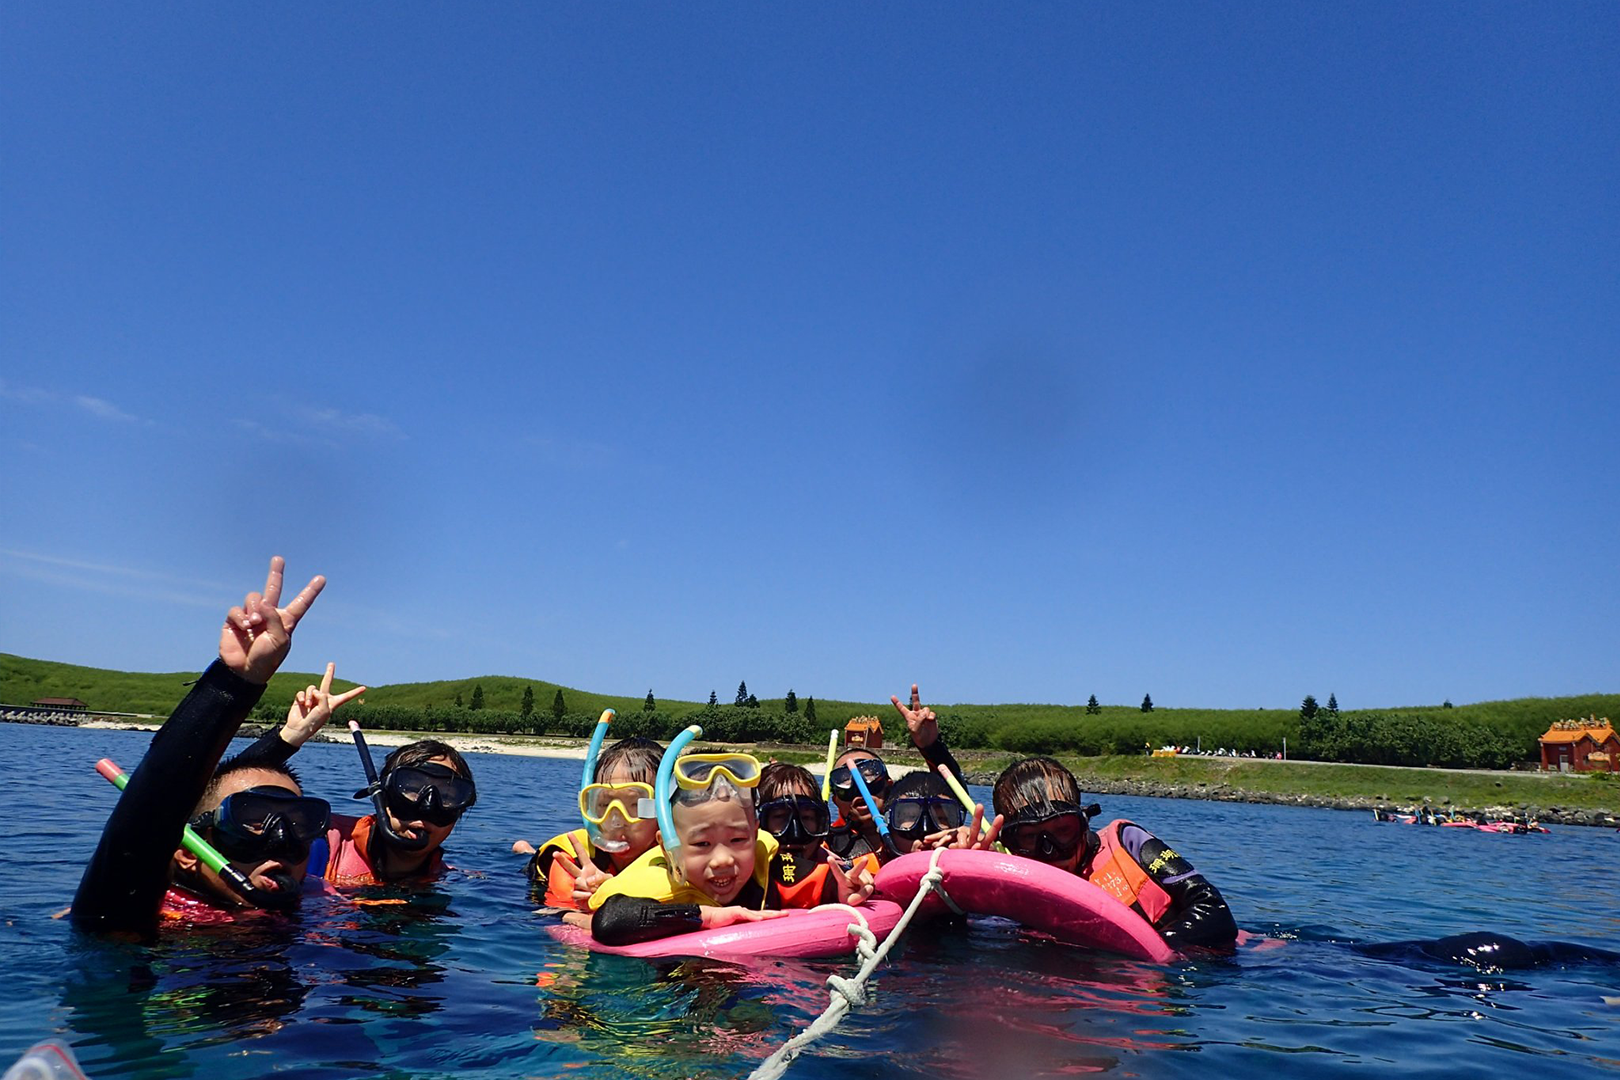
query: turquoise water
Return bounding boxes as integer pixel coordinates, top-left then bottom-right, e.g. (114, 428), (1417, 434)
(4, 723), (1618, 1078)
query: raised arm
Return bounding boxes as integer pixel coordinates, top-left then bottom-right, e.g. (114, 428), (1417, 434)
(72, 557), (324, 937)
(891, 683), (964, 782)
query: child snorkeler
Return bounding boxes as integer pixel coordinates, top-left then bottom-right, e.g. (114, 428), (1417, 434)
(589, 748), (874, 946)
(882, 771), (973, 855)
(992, 756), (1238, 949)
(755, 762), (882, 905)
(524, 735), (664, 910)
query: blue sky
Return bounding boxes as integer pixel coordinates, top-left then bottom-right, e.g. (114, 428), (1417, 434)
(2, 5), (1615, 710)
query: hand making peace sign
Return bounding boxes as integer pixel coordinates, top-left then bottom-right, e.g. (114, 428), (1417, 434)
(219, 555), (326, 685)
(281, 662), (368, 749)
(890, 682), (939, 750)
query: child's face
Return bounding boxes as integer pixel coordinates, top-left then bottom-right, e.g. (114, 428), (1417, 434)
(595, 761), (660, 871)
(831, 751), (887, 830)
(668, 797), (757, 905)
(764, 780), (823, 860)
(1004, 779), (1087, 875)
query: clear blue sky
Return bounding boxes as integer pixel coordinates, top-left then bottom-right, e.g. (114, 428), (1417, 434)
(2, 5), (1615, 710)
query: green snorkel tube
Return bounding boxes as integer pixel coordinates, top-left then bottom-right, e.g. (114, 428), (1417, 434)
(95, 758), (279, 907)
(655, 724), (702, 852)
(579, 710), (624, 852)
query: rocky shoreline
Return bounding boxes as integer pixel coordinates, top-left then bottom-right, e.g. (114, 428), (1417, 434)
(958, 772), (1620, 829)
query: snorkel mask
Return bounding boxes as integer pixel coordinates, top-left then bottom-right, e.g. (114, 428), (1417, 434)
(578, 710), (657, 853)
(347, 723), (474, 851)
(96, 758), (306, 911)
(653, 726), (763, 853)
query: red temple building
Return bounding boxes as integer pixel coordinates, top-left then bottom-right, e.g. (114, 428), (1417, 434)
(1538, 715), (1619, 773)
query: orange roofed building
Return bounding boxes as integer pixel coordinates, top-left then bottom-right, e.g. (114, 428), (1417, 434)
(1538, 715), (1619, 773)
(844, 715), (884, 750)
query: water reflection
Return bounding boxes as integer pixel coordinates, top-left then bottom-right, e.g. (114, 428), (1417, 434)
(60, 924), (311, 1079)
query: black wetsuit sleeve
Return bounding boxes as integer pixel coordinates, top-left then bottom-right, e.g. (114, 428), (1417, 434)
(591, 895), (703, 945)
(71, 660), (267, 938)
(239, 729), (298, 768)
(1133, 835), (1238, 949)
(919, 734), (963, 784)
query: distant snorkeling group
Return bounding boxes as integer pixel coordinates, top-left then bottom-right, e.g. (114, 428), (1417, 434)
(70, 555), (1237, 952)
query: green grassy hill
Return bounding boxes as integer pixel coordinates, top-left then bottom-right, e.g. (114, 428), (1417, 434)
(4, 652), (1613, 754)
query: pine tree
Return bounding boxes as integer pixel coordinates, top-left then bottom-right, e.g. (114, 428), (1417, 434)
(470, 684), (485, 711)
(644, 690), (656, 712)
(1086, 695), (1101, 715)
(1140, 694), (1154, 713)
(708, 690), (718, 707)
(454, 691), (464, 708)
(735, 681), (749, 706)
(1442, 699), (1453, 709)
(785, 689), (798, 713)
(745, 693), (759, 708)
(521, 685), (534, 718)
(552, 689), (566, 724)
(805, 696), (817, 724)
(1300, 695), (1319, 721)
(1325, 692), (1338, 716)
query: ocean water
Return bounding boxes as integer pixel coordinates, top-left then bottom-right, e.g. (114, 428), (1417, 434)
(3, 723), (1617, 1079)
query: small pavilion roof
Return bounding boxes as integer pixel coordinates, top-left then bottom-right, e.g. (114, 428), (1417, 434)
(1539, 724), (1617, 745)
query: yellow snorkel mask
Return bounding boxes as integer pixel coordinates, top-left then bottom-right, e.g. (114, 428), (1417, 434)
(671, 753), (762, 792)
(577, 782), (657, 825)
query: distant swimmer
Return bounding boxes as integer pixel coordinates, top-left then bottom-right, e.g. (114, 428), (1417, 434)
(72, 557), (336, 937)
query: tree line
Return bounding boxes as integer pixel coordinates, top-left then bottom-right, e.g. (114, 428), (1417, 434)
(245, 683), (1602, 770)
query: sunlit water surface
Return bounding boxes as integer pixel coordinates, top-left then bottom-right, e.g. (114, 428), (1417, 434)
(3, 725), (1617, 1078)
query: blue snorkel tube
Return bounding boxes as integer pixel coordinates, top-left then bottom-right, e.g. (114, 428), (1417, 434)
(579, 709), (617, 850)
(848, 760), (898, 854)
(656, 724), (702, 852)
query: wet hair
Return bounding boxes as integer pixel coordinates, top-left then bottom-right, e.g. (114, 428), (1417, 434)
(383, 739), (477, 808)
(992, 757), (1082, 819)
(595, 736), (663, 785)
(888, 770), (951, 802)
(757, 762), (818, 803)
(197, 753), (301, 814)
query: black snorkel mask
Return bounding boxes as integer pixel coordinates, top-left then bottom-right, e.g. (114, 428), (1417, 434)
(758, 795), (831, 847)
(188, 786), (330, 910)
(347, 720), (437, 852)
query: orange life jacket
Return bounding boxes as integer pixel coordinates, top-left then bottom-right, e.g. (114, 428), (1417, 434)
(323, 813), (446, 887)
(538, 828), (597, 910)
(1081, 819), (1174, 926)
(772, 849), (881, 909)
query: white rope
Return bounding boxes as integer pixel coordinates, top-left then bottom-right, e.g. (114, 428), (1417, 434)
(744, 847), (948, 1080)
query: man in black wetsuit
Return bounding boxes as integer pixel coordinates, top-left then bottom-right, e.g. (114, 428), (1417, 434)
(72, 556), (331, 938)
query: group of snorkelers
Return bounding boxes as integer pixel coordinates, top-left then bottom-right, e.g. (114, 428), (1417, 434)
(72, 555), (1236, 954)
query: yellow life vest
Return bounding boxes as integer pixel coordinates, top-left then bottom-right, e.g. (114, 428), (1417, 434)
(588, 830), (778, 911)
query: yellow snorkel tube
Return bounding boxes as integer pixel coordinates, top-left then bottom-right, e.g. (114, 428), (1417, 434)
(820, 728), (839, 802)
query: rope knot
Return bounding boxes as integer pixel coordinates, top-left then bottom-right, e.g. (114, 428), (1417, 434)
(825, 974), (866, 1009)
